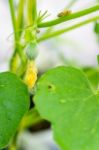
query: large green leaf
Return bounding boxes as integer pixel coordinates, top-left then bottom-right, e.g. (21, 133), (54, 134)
(0, 72), (29, 149)
(34, 66), (99, 150)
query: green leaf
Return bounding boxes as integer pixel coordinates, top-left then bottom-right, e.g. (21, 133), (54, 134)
(83, 67), (99, 90)
(34, 66), (99, 150)
(0, 72), (29, 149)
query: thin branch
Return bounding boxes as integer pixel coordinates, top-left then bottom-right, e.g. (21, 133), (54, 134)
(9, 0), (17, 40)
(38, 16), (99, 42)
(38, 5), (99, 28)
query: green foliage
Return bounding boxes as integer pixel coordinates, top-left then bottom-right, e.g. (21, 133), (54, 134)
(34, 66), (99, 150)
(3, 1), (99, 150)
(0, 72), (29, 149)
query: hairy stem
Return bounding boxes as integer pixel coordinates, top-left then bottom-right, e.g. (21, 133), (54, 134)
(19, 107), (42, 131)
(38, 16), (99, 42)
(27, 0), (37, 26)
(38, 4), (99, 28)
(9, 0), (17, 40)
(16, 0), (25, 35)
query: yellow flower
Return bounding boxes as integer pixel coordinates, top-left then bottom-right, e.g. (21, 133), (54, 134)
(24, 60), (38, 90)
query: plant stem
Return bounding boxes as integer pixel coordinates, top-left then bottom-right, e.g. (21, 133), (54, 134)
(38, 4), (99, 28)
(27, 0), (37, 26)
(8, 144), (16, 150)
(16, 0), (25, 36)
(32, 0), (37, 26)
(19, 107), (42, 131)
(9, 0), (17, 40)
(26, 0), (37, 44)
(9, 0), (27, 76)
(38, 16), (99, 42)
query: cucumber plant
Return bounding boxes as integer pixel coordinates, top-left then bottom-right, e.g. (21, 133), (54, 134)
(1, 0), (99, 149)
